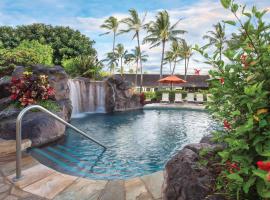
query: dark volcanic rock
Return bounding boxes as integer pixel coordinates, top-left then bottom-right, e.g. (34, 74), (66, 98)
(163, 135), (226, 200)
(105, 75), (142, 112)
(0, 111), (65, 147)
(0, 76), (11, 99)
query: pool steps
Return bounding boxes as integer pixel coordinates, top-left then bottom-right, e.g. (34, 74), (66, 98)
(30, 144), (104, 178)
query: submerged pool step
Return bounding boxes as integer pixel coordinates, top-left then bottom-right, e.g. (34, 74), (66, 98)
(30, 146), (102, 177)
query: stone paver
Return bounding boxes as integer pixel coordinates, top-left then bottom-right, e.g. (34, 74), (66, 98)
(54, 178), (107, 200)
(0, 140), (31, 156)
(125, 178), (153, 200)
(23, 172), (77, 199)
(99, 180), (125, 200)
(1, 155), (39, 177)
(3, 195), (18, 200)
(0, 153), (165, 200)
(140, 171), (164, 199)
(8, 164), (55, 188)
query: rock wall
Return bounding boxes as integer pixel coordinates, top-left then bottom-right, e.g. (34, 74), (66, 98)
(0, 65), (72, 147)
(105, 75), (143, 112)
(163, 135), (226, 200)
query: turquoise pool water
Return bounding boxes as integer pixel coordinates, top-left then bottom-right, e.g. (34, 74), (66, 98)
(31, 108), (218, 180)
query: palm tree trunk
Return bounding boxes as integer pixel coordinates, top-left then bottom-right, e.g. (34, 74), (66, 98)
(112, 31), (116, 74)
(184, 57), (187, 80)
(169, 62), (172, 74)
(186, 57), (190, 79)
(172, 59), (177, 75)
(120, 57), (123, 76)
(159, 40), (166, 89)
(137, 32), (143, 93)
(219, 44), (222, 61)
(135, 60), (138, 87)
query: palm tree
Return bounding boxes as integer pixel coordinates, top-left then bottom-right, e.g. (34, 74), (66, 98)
(165, 41), (182, 75)
(179, 39), (193, 80)
(114, 44), (128, 76)
(127, 47), (148, 87)
(143, 10), (186, 85)
(100, 16), (119, 72)
(120, 9), (147, 92)
(102, 52), (118, 74)
(203, 22), (226, 61)
(164, 51), (174, 74)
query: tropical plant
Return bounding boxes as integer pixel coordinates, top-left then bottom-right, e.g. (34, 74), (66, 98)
(120, 9), (147, 91)
(102, 52), (118, 74)
(143, 10), (186, 85)
(0, 40), (53, 76)
(195, 0), (270, 199)
(127, 47), (148, 87)
(203, 22), (226, 61)
(164, 51), (174, 74)
(179, 39), (193, 80)
(114, 44), (128, 76)
(100, 16), (119, 71)
(9, 71), (55, 106)
(0, 24), (96, 64)
(165, 41), (182, 75)
(62, 55), (103, 79)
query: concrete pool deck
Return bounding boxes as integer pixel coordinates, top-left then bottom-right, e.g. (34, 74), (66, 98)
(0, 153), (164, 200)
(144, 103), (205, 110)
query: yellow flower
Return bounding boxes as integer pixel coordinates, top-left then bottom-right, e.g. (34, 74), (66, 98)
(257, 108), (268, 115)
(253, 115), (259, 122)
(23, 71), (33, 76)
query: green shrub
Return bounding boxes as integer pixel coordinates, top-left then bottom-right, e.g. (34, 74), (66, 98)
(11, 100), (61, 112)
(196, 1), (270, 198)
(144, 92), (156, 100)
(155, 90), (187, 101)
(0, 24), (97, 65)
(0, 40), (53, 68)
(62, 55), (103, 79)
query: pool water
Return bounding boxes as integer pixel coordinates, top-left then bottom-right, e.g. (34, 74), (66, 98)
(30, 108), (218, 180)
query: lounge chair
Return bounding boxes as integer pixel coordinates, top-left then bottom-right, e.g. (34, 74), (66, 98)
(196, 93), (204, 103)
(186, 93), (195, 103)
(207, 94), (213, 102)
(161, 93), (170, 103)
(145, 98), (151, 103)
(174, 93), (183, 103)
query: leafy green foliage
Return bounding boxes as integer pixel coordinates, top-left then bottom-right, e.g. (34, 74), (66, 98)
(196, 1), (270, 199)
(0, 40), (53, 76)
(0, 23), (96, 64)
(62, 55), (103, 79)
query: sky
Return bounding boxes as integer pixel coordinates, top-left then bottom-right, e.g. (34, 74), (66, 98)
(0, 0), (269, 75)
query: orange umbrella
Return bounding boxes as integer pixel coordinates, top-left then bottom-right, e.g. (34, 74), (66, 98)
(158, 75), (187, 90)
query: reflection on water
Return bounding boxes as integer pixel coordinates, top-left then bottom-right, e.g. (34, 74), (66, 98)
(31, 108), (219, 180)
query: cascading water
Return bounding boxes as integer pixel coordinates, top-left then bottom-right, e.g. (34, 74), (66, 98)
(68, 79), (106, 116)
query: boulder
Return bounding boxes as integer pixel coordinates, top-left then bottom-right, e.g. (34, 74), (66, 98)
(163, 135), (226, 200)
(0, 76), (11, 99)
(0, 110), (65, 147)
(105, 75), (143, 112)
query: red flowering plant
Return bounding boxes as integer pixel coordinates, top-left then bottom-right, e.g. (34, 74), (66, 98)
(195, 0), (270, 199)
(9, 71), (55, 106)
(140, 92), (146, 105)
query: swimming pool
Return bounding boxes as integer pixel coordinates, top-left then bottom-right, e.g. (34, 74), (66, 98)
(30, 108), (218, 180)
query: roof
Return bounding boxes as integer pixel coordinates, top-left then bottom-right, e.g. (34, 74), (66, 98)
(123, 74), (210, 88)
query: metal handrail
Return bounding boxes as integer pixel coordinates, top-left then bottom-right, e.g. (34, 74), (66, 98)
(15, 105), (106, 181)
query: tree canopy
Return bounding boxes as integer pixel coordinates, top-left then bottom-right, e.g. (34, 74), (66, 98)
(0, 23), (97, 64)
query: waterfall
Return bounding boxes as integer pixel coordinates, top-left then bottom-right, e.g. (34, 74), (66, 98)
(68, 79), (106, 116)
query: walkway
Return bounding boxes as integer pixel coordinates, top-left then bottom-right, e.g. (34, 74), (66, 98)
(0, 153), (164, 200)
